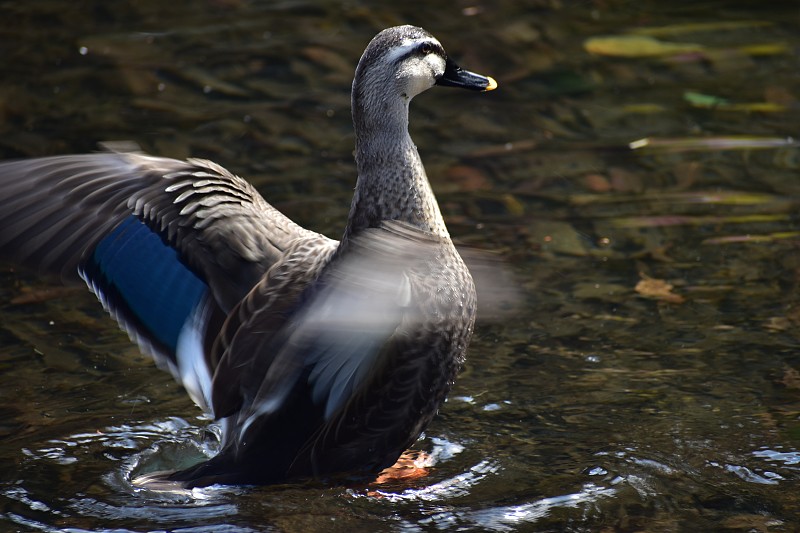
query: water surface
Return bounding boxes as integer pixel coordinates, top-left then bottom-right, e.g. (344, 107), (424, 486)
(1, 1), (800, 531)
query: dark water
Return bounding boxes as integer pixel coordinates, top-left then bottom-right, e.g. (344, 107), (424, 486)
(2, 1), (800, 531)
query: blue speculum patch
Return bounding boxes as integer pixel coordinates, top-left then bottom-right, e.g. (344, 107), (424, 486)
(85, 215), (208, 353)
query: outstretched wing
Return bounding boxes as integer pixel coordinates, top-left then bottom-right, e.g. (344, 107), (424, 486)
(0, 148), (330, 411)
(0, 149), (314, 307)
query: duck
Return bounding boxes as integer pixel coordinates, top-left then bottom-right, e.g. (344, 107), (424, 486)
(0, 25), (496, 488)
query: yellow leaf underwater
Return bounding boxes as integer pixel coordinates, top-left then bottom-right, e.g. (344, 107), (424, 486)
(684, 91), (785, 112)
(635, 274), (685, 304)
(702, 232), (800, 245)
(584, 35), (703, 57)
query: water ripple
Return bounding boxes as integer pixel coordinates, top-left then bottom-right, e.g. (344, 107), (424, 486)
(410, 483), (615, 532)
(752, 447), (800, 467)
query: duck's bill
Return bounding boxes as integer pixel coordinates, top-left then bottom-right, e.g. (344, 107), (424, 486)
(436, 57), (497, 91)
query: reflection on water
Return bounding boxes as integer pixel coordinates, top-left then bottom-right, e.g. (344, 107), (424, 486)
(7, 412), (620, 531)
(382, 482), (616, 531)
(2, 0), (800, 530)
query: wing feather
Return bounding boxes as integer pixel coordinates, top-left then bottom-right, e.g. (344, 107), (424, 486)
(0, 147), (330, 412)
(0, 148), (316, 309)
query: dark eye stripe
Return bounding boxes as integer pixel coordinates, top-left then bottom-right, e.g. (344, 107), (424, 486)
(415, 41), (444, 57)
(384, 40), (445, 65)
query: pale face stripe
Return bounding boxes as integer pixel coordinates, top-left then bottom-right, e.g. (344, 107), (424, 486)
(382, 37), (442, 65)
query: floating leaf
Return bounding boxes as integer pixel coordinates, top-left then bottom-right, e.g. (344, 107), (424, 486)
(567, 190), (790, 208)
(501, 194), (525, 216)
(583, 173), (612, 192)
(702, 232), (800, 245)
(621, 103), (669, 114)
(635, 274), (685, 304)
(724, 102), (786, 112)
(684, 91), (785, 111)
(584, 35), (703, 57)
(681, 192), (787, 206)
(629, 136), (800, 152)
(611, 214), (789, 229)
(738, 42), (789, 56)
(684, 91), (730, 107)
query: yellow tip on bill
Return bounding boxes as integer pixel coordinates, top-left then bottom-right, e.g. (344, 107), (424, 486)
(485, 76), (498, 91)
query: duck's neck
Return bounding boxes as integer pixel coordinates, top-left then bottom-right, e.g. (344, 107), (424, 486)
(342, 90), (448, 243)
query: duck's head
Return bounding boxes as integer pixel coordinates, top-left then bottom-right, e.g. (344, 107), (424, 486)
(353, 25), (496, 113)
